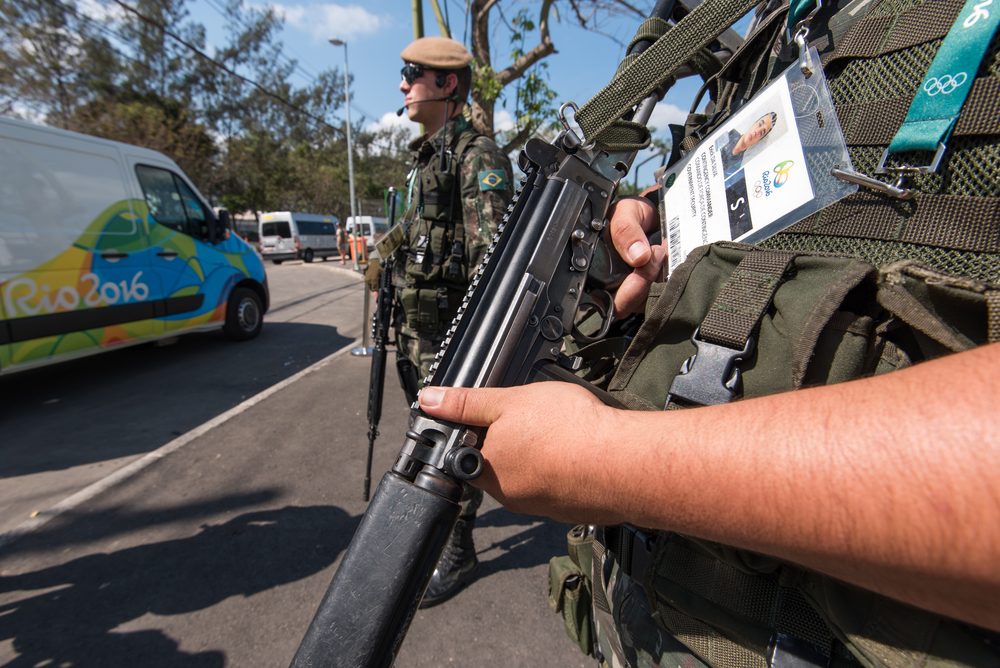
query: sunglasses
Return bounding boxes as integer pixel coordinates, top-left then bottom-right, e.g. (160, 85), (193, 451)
(401, 63), (429, 85)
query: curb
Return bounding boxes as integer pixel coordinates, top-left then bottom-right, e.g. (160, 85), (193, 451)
(0, 338), (364, 551)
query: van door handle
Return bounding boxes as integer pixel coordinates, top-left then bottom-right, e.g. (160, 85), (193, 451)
(100, 251), (129, 259)
(156, 250), (179, 258)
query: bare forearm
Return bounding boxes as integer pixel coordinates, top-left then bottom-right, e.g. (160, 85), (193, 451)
(419, 343), (1000, 631)
(594, 344), (1000, 630)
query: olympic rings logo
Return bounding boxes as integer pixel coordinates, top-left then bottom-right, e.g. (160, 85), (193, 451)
(923, 73), (968, 96)
(964, 0), (992, 27)
(773, 160), (794, 187)
(753, 181), (764, 198)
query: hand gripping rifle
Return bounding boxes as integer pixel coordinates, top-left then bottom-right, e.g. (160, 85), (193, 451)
(363, 187), (398, 502)
(291, 3), (679, 665)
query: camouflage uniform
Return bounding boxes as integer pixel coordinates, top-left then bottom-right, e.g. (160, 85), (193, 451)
(391, 114), (513, 378)
(391, 113), (513, 517)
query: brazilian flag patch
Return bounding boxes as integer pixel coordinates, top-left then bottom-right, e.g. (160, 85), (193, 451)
(478, 170), (506, 191)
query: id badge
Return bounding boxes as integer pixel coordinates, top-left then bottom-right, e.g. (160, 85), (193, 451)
(373, 221), (407, 261)
(659, 47), (857, 275)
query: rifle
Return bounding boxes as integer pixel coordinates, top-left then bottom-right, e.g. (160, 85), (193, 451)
(363, 187), (398, 502)
(291, 3), (675, 664)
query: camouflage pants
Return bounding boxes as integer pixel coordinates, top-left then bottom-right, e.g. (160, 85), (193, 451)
(394, 325), (483, 518)
(594, 534), (709, 668)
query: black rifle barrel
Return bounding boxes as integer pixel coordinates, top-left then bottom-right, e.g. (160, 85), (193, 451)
(363, 188), (398, 501)
(289, 472), (459, 668)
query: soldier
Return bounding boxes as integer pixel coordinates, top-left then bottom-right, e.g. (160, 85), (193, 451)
(365, 36), (514, 608)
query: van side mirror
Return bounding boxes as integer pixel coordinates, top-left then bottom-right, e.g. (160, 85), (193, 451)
(212, 209), (232, 243)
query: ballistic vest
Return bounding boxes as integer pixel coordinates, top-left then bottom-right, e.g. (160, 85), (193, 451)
(393, 121), (481, 336)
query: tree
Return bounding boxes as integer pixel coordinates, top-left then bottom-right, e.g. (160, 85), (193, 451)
(461, 0), (652, 152)
(0, 0), (118, 126)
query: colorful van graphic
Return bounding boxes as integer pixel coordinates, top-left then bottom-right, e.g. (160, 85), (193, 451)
(0, 117), (269, 375)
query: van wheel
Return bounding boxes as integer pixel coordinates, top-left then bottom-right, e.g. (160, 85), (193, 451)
(224, 288), (263, 341)
(302, 249), (314, 263)
(272, 259), (283, 265)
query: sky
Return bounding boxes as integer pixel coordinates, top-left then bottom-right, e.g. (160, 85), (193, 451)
(183, 0), (730, 189)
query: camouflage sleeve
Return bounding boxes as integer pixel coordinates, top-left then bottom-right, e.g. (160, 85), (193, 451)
(460, 136), (514, 271)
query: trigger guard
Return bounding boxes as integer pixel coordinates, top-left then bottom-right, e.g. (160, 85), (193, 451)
(571, 288), (615, 344)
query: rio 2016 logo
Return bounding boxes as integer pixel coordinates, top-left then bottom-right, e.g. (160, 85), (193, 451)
(773, 160), (794, 187)
(753, 160), (794, 198)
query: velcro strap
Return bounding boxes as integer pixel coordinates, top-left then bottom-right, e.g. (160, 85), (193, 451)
(700, 249), (797, 349)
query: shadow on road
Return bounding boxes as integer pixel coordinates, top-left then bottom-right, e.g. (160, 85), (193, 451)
(476, 506), (569, 574)
(0, 490), (282, 559)
(0, 322), (353, 479)
(0, 505), (360, 668)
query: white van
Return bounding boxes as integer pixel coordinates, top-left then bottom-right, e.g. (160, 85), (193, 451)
(345, 216), (390, 250)
(0, 116), (269, 375)
(259, 211), (340, 264)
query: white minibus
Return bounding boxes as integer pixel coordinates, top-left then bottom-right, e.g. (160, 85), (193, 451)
(259, 212), (340, 264)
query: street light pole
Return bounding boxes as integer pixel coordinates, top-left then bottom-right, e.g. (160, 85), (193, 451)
(329, 38), (359, 272)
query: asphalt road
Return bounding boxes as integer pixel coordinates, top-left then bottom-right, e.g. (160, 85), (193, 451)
(0, 259), (591, 668)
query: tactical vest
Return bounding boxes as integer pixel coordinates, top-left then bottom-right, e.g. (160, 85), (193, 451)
(396, 126), (481, 336)
(549, 0), (1000, 666)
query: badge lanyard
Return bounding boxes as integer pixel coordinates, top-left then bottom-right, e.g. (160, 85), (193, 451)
(878, 0), (1000, 173)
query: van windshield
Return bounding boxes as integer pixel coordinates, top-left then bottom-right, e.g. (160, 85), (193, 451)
(262, 221), (291, 238)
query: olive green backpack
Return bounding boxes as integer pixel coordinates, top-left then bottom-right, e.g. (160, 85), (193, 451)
(549, 0), (1000, 664)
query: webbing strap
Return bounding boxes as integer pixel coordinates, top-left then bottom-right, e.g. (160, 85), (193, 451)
(783, 191), (1000, 253)
(820, 0), (964, 69)
(835, 77), (1000, 146)
(699, 250), (797, 349)
(575, 0), (761, 149)
(988, 290), (1000, 343)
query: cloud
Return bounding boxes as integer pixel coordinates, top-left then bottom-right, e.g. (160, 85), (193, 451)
(366, 111), (419, 138)
(648, 102), (688, 133)
(494, 110), (514, 134)
(264, 3), (383, 43)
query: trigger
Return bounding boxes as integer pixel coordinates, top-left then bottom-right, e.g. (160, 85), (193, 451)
(570, 288), (614, 344)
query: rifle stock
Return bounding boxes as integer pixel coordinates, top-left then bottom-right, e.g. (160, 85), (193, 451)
(291, 5), (676, 662)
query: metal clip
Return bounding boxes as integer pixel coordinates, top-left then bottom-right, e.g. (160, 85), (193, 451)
(831, 165), (914, 199)
(875, 141), (947, 175)
(558, 101), (596, 151)
(665, 329), (754, 408)
(794, 27), (816, 78)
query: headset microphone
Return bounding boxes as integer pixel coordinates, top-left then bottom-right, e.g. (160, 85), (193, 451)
(396, 94), (458, 116)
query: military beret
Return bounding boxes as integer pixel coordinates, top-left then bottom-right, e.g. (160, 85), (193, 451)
(400, 37), (473, 70)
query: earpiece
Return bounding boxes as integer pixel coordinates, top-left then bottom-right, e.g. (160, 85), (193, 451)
(435, 73), (448, 88)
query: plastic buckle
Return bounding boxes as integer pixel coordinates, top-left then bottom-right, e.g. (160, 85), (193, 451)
(876, 141), (947, 175)
(665, 328), (754, 407)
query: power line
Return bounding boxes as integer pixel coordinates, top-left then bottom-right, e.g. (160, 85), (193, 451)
(107, 0), (340, 132)
(197, 0), (324, 86)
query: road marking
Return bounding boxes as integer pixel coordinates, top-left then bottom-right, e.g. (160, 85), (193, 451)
(0, 339), (364, 550)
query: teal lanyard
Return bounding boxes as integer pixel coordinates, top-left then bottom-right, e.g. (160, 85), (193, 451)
(405, 164), (419, 210)
(787, 0), (821, 33)
(883, 0), (1000, 167)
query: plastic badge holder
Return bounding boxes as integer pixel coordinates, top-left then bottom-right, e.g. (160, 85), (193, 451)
(659, 47), (857, 276)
